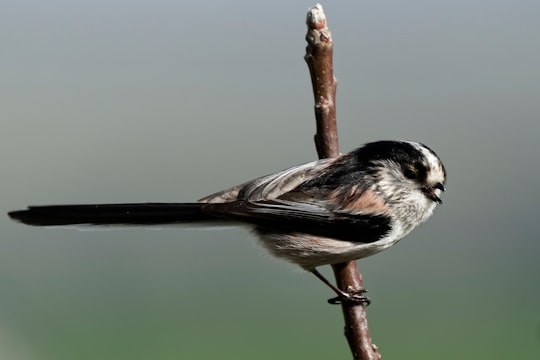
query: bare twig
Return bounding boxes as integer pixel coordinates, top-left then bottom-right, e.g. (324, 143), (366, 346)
(304, 4), (381, 360)
(304, 4), (339, 158)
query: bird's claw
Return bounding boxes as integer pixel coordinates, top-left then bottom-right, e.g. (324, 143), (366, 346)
(327, 289), (371, 306)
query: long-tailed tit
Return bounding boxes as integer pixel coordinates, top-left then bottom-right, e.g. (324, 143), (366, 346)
(8, 140), (446, 304)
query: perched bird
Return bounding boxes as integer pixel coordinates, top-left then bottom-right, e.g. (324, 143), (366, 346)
(8, 140), (446, 304)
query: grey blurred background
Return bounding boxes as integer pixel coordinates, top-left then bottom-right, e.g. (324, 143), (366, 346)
(1, 1), (539, 359)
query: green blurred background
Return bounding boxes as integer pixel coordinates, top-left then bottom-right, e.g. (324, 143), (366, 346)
(2, 1), (539, 359)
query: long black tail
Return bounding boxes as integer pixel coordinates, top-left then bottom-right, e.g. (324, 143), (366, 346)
(8, 203), (218, 226)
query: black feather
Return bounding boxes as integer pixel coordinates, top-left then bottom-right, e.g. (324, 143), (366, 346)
(8, 203), (215, 226)
(203, 200), (391, 243)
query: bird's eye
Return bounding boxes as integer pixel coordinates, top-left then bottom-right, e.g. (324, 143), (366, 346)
(404, 168), (417, 180)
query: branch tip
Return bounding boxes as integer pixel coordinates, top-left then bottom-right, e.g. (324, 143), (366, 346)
(306, 4), (327, 30)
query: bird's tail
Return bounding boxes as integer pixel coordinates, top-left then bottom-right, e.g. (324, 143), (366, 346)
(8, 203), (217, 226)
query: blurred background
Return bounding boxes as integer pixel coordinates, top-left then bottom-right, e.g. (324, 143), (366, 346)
(1, 1), (539, 359)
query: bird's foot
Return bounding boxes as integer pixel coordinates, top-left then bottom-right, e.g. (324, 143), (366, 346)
(327, 288), (371, 306)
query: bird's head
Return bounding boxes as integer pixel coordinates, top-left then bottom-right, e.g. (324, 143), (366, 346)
(355, 140), (446, 221)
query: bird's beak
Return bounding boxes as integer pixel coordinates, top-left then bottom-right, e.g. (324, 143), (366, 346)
(422, 182), (445, 204)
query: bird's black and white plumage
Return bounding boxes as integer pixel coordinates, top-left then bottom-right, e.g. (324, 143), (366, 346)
(9, 140), (445, 303)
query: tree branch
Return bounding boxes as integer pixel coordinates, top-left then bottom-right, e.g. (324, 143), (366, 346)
(304, 4), (339, 159)
(304, 4), (381, 360)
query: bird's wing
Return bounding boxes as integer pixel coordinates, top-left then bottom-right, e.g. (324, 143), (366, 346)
(202, 198), (391, 243)
(199, 157), (336, 203)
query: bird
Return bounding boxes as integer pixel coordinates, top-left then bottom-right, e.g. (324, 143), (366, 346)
(8, 140), (446, 305)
